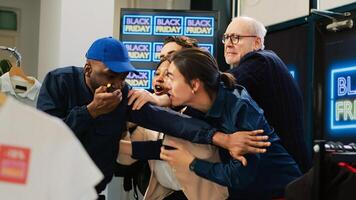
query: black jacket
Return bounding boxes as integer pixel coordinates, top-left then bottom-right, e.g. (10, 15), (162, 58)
(229, 50), (311, 172)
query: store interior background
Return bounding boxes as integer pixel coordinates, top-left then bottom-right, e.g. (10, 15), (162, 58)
(1, 0), (353, 81)
(1, 0), (355, 199)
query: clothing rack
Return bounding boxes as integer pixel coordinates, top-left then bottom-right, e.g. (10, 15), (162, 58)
(0, 46), (21, 67)
(324, 141), (356, 163)
(313, 140), (356, 200)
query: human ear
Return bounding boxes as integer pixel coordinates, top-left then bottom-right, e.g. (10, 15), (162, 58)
(254, 37), (262, 50)
(84, 62), (92, 77)
(190, 79), (200, 93)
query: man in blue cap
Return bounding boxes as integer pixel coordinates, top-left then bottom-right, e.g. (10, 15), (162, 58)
(37, 37), (270, 199)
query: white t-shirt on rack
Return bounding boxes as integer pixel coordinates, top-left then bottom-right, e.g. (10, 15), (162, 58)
(0, 72), (42, 107)
(0, 96), (103, 200)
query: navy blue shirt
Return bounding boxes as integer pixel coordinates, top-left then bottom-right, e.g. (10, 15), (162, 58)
(228, 50), (311, 172)
(190, 84), (302, 199)
(37, 66), (217, 192)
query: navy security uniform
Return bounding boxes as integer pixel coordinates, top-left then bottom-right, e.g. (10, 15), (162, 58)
(228, 50), (311, 172)
(37, 66), (217, 193)
(189, 84), (302, 199)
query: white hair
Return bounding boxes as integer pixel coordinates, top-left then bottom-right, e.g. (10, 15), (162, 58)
(232, 16), (267, 50)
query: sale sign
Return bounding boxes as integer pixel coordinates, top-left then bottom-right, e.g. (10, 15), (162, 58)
(0, 144), (31, 184)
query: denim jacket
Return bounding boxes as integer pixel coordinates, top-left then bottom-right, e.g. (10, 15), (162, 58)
(189, 83), (302, 199)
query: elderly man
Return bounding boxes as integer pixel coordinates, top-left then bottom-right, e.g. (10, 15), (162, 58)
(223, 17), (311, 172)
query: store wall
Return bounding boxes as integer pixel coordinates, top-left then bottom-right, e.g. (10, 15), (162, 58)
(132, 0), (190, 9)
(38, 0), (115, 81)
(239, 0), (356, 26)
(319, 0), (356, 10)
(0, 0), (40, 77)
(37, 0), (61, 81)
(1, 0), (353, 83)
(239, 0), (309, 26)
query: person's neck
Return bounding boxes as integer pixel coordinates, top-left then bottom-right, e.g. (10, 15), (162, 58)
(231, 63), (239, 69)
(189, 90), (216, 113)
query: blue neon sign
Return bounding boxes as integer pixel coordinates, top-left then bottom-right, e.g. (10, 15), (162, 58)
(154, 16), (183, 36)
(127, 69), (152, 89)
(152, 42), (164, 62)
(286, 64), (296, 79)
(184, 17), (214, 37)
(123, 41), (152, 62)
(199, 43), (214, 55)
(151, 69), (156, 90)
(122, 15), (153, 35)
(330, 66), (356, 130)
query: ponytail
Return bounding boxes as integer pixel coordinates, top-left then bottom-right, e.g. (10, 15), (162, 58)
(219, 72), (236, 89)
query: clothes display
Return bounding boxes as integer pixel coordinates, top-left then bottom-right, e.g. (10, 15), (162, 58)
(0, 95), (103, 200)
(0, 72), (41, 107)
(0, 46), (41, 107)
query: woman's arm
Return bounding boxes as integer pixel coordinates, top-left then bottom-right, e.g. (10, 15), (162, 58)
(160, 139), (260, 189)
(128, 89), (171, 110)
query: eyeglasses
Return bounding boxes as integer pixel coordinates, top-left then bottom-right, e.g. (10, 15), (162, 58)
(222, 34), (256, 44)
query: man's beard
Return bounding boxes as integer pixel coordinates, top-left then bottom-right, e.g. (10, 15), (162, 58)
(88, 77), (102, 93)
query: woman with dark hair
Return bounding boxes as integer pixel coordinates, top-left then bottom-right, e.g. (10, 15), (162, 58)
(119, 59), (228, 200)
(160, 48), (302, 199)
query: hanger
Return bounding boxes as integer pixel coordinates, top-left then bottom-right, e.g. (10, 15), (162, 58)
(0, 92), (7, 107)
(0, 46), (21, 67)
(9, 64), (35, 85)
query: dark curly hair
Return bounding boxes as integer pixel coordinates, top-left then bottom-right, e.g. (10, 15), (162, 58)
(163, 36), (198, 48)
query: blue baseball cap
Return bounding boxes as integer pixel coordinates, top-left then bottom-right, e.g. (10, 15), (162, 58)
(86, 37), (138, 74)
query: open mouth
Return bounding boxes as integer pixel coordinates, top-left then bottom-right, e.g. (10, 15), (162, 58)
(154, 85), (165, 95)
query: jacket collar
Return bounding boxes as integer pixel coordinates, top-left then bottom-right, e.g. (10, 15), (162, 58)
(205, 83), (225, 119)
(0, 72), (41, 100)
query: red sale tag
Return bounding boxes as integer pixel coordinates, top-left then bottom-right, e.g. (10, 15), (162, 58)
(0, 144), (31, 184)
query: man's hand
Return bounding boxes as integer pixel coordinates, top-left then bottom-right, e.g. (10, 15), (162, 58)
(212, 130), (270, 166)
(128, 89), (171, 110)
(87, 86), (122, 118)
